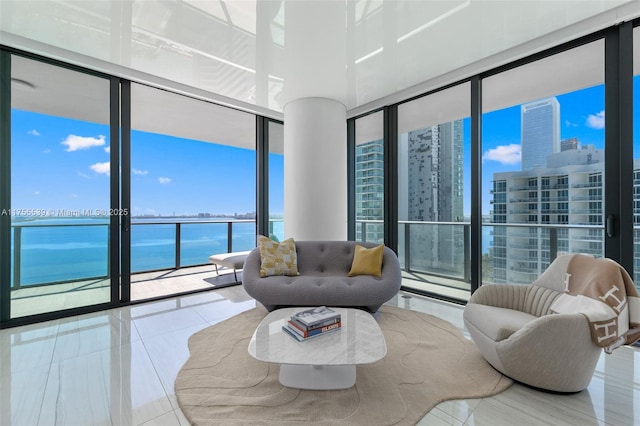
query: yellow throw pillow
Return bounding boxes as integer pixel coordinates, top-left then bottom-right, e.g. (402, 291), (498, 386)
(348, 244), (384, 277)
(258, 235), (300, 278)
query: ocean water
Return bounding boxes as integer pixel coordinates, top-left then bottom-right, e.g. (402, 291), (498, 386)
(11, 218), (284, 287)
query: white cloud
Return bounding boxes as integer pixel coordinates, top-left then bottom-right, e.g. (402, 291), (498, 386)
(90, 161), (110, 175)
(77, 170), (92, 179)
(132, 168), (149, 175)
(28, 129), (40, 136)
(482, 144), (521, 165)
(42, 149), (51, 154)
(104, 146), (110, 154)
(564, 120), (578, 128)
(33, 191), (40, 195)
(586, 110), (605, 129)
(158, 177), (171, 184)
(62, 134), (106, 152)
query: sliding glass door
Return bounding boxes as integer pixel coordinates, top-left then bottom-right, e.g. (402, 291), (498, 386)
(4, 54), (115, 319)
(129, 83), (256, 301)
(397, 83), (471, 298)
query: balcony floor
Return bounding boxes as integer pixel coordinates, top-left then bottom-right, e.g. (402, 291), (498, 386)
(2, 279), (639, 425)
(9, 265), (240, 319)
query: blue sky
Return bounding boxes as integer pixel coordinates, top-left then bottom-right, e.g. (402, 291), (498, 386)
(11, 109), (284, 216)
(8, 80), (637, 219)
(477, 84), (607, 216)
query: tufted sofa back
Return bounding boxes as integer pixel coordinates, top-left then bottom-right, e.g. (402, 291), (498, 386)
(295, 240), (381, 276)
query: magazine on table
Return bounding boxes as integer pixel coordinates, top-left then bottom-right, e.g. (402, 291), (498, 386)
(292, 306), (340, 328)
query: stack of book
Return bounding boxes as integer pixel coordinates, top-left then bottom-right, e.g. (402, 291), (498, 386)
(282, 306), (342, 341)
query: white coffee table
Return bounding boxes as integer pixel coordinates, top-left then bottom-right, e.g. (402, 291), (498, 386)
(248, 307), (386, 390)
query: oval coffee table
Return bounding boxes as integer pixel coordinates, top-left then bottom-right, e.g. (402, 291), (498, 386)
(248, 307), (386, 390)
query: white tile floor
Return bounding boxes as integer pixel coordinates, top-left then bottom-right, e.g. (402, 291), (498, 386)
(1, 286), (639, 425)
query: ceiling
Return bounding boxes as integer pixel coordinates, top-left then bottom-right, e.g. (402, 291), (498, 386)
(1, 0), (640, 121)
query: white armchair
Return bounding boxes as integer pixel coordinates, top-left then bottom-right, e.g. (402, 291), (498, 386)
(463, 255), (602, 393)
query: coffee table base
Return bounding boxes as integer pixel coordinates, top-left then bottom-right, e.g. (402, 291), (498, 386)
(279, 364), (356, 390)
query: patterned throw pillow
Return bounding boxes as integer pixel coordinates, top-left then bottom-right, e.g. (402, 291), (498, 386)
(258, 235), (300, 278)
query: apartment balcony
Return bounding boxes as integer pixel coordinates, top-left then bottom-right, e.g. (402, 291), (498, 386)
(508, 185), (537, 192)
(571, 196), (602, 201)
(9, 219), (629, 319)
(509, 254), (543, 263)
(507, 242), (538, 250)
(571, 209), (602, 214)
(572, 182), (602, 189)
(7, 219), (278, 318)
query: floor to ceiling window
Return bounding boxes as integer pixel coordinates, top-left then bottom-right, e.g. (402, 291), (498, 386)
(397, 83), (471, 297)
(633, 24), (640, 287)
(7, 54), (113, 318)
(268, 120), (284, 241)
(354, 110), (384, 243)
(129, 83), (256, 301)
(481, 39), (605, 285)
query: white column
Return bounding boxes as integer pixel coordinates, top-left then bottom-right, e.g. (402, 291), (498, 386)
(284, 97), (347, 240)
(281, 1), (348, 241)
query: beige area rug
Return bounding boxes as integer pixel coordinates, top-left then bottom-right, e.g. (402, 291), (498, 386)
(175, 306), (512, 425)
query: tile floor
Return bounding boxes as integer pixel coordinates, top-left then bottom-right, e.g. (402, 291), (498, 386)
(1, 286), (639, 425)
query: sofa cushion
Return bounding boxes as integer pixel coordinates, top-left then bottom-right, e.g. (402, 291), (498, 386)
(258, 236), (300, 278)
(464, 303), (537, 342)
(348, 244), (384, 277)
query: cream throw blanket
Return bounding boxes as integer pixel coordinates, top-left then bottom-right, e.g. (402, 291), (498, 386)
(550, 254), (640, 353)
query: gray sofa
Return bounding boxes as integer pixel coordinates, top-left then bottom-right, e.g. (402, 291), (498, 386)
(242, 240), (402, 312)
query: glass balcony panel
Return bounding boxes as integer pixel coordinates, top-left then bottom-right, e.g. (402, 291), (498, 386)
(131, 224), (176, 272)
(397, 83), (470, 299)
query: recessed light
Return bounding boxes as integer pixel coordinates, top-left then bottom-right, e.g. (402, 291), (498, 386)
(11, 78), (36, 90)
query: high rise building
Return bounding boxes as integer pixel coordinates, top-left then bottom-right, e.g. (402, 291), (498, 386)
(561, 137), (580, 152)
(405, 120), (464, 273)
(490, 144), (605, 284)
(355, 139), (384, 242)
(521, 97), (560, 171)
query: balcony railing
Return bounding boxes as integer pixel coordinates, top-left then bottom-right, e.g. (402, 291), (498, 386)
(12, 217), (630, 293)
(9, 219), (284, 290)
(356, 220), (609, 287)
